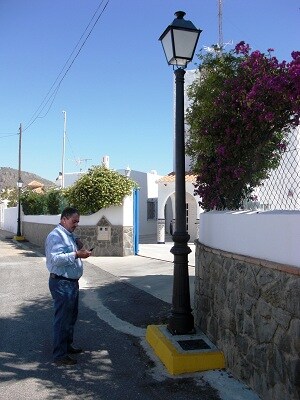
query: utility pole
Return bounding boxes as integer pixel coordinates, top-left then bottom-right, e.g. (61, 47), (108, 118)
(62, 111), (67, 188)
(14, 123), (25, 240)
(18, 123), (22, 185)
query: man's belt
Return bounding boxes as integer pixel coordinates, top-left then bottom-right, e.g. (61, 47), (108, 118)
(50, 273), (78, 282)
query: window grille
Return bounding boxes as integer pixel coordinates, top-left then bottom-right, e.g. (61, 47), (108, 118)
(147, 198), (157, 220)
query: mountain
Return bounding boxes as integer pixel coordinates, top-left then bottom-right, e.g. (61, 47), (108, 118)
(0, 167), (56, 191)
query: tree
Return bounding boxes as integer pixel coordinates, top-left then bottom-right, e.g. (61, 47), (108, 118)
(63, 165), (136, 214)
(186, 42), (300, 210)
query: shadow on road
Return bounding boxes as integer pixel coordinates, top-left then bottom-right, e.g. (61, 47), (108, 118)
(0, 266), (219, 400)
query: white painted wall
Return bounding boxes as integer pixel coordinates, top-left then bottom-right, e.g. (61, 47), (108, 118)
(199, 210), (300, 268)
(1, 205), (17, 233)
(3, 194), (133, 234)
(122, 169), (161, 236)
(157, 180), (202, 241)
(0, 201), (8, 229)
(157, 180), (201, 219)
(23, 196), (133, 226)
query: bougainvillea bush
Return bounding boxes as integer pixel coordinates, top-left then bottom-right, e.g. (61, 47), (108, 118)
(186, 42), (300, 210)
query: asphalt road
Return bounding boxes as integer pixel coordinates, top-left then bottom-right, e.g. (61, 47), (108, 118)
(0, 233), (260, 400)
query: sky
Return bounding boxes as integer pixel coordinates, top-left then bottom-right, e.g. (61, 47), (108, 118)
(0, 0), (299, 182)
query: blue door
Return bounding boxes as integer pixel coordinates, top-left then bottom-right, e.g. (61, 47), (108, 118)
(133, 188), (140, 255)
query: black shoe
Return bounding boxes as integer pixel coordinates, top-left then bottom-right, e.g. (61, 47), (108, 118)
(54, 355), (77, 366)
(67, 345), (83, 354)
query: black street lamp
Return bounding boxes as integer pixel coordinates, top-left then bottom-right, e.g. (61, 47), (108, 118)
(159, 11), (201, 334)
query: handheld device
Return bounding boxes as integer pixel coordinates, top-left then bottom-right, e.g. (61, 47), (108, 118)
(89, 247), (94, 251)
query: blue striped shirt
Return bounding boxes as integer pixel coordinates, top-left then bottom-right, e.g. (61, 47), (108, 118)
(45, 224), (83, 280)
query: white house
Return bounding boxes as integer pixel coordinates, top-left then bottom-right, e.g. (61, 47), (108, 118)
(156, 172), (202, 243)
(55, 156), (162, 239)
(118, 168), (161, 238)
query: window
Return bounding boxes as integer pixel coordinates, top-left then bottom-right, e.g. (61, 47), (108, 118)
(147, 198), (157, 220)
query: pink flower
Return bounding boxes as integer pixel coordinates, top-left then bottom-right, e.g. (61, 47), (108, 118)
(235, 41), (250, 55)
(264, 112), (274, 122)
(233, 167), (244, 179)
(291, 51), (300, 61)
(216, 145), (226, 156)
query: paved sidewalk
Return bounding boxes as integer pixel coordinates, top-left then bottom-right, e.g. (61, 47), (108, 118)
(90, 235), (196, 304)
(88, 252), (195, 305)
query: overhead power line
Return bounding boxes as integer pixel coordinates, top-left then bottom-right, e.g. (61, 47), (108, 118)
(0, 132), (18, 139)
(23, 0), (110, 132)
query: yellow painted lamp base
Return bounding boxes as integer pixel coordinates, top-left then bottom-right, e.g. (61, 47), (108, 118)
(146, 324), (225, 375)
(13, 235), (26, 241)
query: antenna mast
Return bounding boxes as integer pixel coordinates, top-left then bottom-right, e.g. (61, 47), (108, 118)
(218, 0), (223, 48)
(74, 158), (92, 171)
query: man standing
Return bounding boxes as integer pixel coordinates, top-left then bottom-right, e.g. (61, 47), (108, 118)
(45, 207), (91, 366)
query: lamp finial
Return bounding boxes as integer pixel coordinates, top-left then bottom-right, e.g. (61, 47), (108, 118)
(175, 11), (186, 19)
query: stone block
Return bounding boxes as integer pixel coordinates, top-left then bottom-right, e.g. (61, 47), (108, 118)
(288, 318), (300, 353)
(255, 315), (278, 344)
(272, 307), (291, 330)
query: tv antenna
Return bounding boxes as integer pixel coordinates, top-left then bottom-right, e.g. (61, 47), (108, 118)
(72, 157), (92, 171)
(203, 1), (233, 54)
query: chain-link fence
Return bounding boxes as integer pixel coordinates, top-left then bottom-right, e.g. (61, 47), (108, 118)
(244, 126), (300, 211)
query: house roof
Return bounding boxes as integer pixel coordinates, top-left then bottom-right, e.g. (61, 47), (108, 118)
(32, 187), (45, 194)
(157, 172), (197, 183)
(27, 180), (45, 188)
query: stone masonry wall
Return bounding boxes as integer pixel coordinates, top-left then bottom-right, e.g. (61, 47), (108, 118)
(23, 222), (133, 256)
(194, 241), (300, 400)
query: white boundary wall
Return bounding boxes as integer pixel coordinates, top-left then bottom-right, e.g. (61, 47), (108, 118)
(199, 210), (300, 268)
(2, 195), (133, 234)
(2, 205), (18, 233)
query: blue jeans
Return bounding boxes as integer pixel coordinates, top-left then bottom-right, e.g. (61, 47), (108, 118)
(49, 277), (79, 361)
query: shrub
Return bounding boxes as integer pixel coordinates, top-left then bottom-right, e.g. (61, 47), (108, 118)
(21, 190), (47, 215)
(63, 165), (136, 214)
(45, 189), (65, 215)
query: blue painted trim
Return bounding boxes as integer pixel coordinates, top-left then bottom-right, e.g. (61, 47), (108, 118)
(133, 188), (140, 255)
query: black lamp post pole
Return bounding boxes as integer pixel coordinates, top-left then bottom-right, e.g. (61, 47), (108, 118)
(168, 68), (194, 335)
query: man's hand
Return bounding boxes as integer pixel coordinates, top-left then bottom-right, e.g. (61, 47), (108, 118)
(76, 249), (91, 259)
